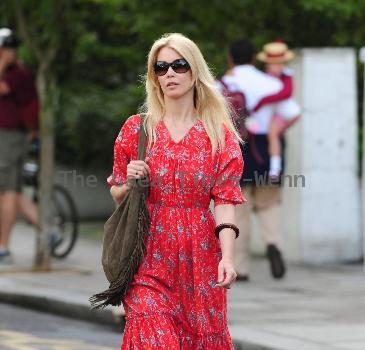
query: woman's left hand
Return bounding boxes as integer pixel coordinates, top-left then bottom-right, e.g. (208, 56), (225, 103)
(214, 258), (237, 289)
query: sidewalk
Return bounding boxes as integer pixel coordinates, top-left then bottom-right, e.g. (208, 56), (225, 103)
(1, 223), (365, 350)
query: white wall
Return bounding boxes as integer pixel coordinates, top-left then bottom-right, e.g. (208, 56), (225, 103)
(54, 166), (115, 220)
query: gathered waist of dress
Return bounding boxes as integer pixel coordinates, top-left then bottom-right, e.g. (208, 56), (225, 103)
(147, 198), (210, 209)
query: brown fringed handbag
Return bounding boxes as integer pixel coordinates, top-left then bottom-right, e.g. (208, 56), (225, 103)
(90, 114), (150, 309)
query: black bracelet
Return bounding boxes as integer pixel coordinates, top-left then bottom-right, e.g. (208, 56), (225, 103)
(215, 223), (239, 239)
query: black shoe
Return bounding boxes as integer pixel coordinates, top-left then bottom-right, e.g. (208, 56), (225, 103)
(236, 274), (250, 282)
(267, 244), (286, 279)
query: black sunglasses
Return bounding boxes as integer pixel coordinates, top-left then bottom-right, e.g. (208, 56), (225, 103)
(154, 58), (190, 76)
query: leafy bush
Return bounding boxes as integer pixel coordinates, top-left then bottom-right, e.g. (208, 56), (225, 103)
(56, 81), (145, 168)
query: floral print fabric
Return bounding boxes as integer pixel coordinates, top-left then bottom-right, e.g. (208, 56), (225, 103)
(108, 114), (245, 349)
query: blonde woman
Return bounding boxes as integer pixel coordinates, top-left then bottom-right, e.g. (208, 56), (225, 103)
(109, 33), (246, 349)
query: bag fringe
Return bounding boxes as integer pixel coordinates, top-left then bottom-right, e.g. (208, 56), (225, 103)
(89, 195), (150, 310)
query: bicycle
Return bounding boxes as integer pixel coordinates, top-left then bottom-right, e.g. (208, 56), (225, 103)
(22, 138), (79, 259)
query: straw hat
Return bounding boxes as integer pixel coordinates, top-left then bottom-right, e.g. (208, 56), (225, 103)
(257, 41), (294, 63)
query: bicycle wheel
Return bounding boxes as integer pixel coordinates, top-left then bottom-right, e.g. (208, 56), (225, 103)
(49, 184), (79, 259)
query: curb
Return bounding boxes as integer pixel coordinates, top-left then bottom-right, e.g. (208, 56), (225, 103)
(0, 291), (123, 329)
(0, 291), (273, 350)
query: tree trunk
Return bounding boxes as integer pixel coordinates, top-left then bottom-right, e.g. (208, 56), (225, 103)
(12, 0), (63, 270)
(33, 65), (57, 271)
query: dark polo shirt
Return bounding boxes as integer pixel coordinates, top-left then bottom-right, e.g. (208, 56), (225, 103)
(0, 63), (38, 130)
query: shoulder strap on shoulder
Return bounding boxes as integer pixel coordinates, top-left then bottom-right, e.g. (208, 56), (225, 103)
(137, 113), (147, 160)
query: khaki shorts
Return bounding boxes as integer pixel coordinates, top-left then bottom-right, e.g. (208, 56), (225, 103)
(243, 185), (282, 211)
(0, 129), (27, 193)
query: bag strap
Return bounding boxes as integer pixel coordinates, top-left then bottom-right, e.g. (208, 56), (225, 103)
(218, 77), (228, 89)
(135, 113), (149, 197)
(137, 113), (147, 160)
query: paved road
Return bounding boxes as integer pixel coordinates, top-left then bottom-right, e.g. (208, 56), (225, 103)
(0, 303), (122, 350)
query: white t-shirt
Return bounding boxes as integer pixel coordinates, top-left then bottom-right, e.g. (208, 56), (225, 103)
(217, 65), (283, 134)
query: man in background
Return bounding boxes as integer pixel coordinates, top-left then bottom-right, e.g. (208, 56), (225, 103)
(218, 38), (289, 280)
(0, 28), (38, 263)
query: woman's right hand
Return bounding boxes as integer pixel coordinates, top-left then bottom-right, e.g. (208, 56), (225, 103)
(110, 158), (151, 204)
(126, 158), (151, 180)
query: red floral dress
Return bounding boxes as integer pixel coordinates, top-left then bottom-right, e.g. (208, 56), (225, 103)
(107, 114), (245, 349)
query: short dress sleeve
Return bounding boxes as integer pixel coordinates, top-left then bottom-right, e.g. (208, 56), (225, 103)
(107, 114), (141, 186)
(210, 126), (247, 207)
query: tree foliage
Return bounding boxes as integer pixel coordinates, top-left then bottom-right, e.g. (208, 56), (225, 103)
(1, 0), (365, 167)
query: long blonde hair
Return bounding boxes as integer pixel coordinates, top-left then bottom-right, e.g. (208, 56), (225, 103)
(140, 33), (243, 154)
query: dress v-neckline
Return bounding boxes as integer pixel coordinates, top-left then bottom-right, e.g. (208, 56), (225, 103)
(161, 119), (201, 145)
